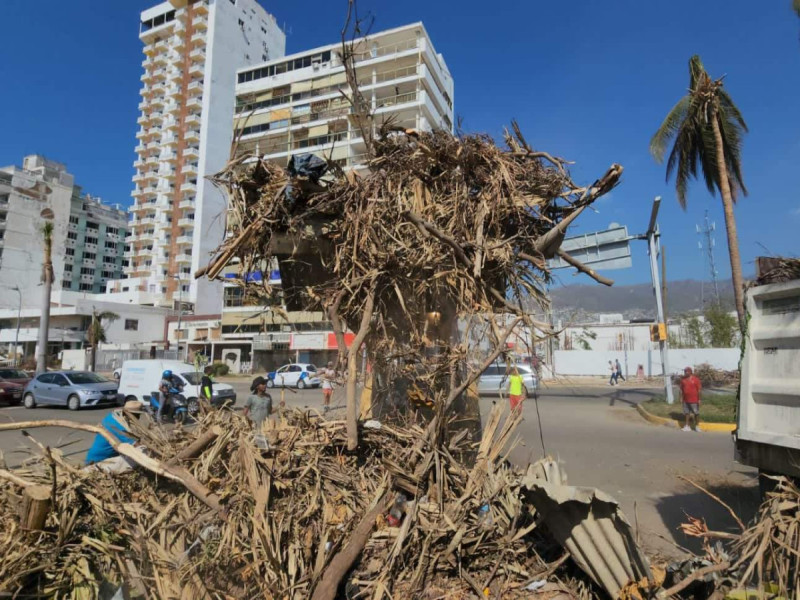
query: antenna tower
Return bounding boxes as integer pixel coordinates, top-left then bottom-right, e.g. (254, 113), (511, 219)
(696, 210), (720, 306)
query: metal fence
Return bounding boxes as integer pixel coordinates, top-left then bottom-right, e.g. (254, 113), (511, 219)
(94, 349), (144, 372)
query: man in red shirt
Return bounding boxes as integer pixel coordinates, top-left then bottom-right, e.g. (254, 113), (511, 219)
(679, 366), (702, 432)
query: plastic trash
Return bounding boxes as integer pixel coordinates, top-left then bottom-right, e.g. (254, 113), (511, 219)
(477, 503), (494, 529)
(523, 580), (547, 591)
(387, 493), (407, 527)
(363, 420), (382, 430)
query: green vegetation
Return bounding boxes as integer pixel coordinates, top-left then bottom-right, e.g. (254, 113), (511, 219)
(642, 392), (737, 424)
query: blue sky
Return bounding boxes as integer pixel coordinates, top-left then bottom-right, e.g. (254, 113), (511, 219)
(1, 0), (798, 287)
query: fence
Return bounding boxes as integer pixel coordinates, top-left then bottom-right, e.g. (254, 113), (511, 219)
(94, 349), (181, 372)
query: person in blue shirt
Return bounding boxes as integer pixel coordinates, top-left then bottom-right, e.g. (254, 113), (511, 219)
(85, 401), (143, 466)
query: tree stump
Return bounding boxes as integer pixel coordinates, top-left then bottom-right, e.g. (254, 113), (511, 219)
(19, 484), (51, 530)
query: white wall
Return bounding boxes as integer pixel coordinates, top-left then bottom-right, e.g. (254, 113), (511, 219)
(553, 348), (740, 378)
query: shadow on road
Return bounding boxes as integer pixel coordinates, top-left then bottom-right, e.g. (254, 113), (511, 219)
(652, 473), (760, 555)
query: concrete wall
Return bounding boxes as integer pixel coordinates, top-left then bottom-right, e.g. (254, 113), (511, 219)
(553, 348), (740, 378)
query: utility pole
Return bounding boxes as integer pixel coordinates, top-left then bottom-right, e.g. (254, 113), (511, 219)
(643, 198), (674, 404)
(12, 286), (21, 367)
(174, 274), (184, 360)
(661, 245), (668, 325)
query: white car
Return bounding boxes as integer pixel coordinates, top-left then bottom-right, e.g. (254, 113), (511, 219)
(266, 363), (321, 389)
(477, 363), (538, 396)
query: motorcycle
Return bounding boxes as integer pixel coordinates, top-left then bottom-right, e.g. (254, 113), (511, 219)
(148, 388), (194, 424)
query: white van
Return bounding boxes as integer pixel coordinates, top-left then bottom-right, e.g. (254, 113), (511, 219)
(118, 360), (236, 410)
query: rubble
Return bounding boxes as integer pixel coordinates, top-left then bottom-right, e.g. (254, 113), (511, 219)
(0, 404), (661, 599)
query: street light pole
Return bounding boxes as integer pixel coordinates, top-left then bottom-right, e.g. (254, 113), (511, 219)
(12, 286), (21, 367)
(174, 274), (183, 359)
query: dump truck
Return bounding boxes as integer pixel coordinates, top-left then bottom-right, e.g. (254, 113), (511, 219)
(735, 258), (800, 490)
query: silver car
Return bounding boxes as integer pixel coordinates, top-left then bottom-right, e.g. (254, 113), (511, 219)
(23, 371), (120, 411)
(477, 364), (538, 396)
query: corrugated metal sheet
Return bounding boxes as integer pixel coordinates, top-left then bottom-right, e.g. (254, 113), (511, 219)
(522, 460), (652, 598)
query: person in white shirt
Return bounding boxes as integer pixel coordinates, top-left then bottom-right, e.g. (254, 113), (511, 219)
(321, 361), (336, 413)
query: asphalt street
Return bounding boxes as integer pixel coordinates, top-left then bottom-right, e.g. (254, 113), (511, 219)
(0, 381), (758, 559)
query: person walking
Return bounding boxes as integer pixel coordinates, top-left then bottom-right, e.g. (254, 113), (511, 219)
(615, 358), (626, 383)
(608, 361), (618, 386)
(200, 365), (214, 405)
(243, 376), (274, 430)
(321, 361), (336, 413)
(679, 366), (703, 432)
(507, 365), (525, 411)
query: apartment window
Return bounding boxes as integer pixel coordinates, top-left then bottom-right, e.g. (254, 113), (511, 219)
(86, 221), (99, 230)
(69, 216), (79, 225)
(102, 271), (114, 279)
(125, 319), (139, 331)
(122, 286), (130, 292)
(105, 241), (116, 249)
(84, 252), (96, 261)
(67, 231), (78, 240)
(122, 260), (130, 267)
(64, 264), (72, 272)
(62, 281), (71, 289)
(181, 285), (189, 293)
(124, 245), (131, 253)
(80, 267), (94, 275)
(79, 283), (93, 291)
(224, 286), (244, 307)
(107, 227), (118, 235)
(85, 236), (98, 245)
(66, 248), (75, 256)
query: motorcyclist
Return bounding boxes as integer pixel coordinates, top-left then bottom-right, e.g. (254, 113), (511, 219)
(157, 369), (184, 423)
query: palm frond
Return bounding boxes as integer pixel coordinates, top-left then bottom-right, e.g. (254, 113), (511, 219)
(650, 96), (691, 162)
(794, 0), (800, 18)
(718, 89), (748, 132)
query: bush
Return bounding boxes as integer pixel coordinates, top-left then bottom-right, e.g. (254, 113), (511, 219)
(210, 362), (229, 377)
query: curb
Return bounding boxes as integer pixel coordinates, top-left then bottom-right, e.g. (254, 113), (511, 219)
(635, 404), (735, 433)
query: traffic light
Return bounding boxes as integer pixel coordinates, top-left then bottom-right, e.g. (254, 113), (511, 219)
(649, 323), (667, 342)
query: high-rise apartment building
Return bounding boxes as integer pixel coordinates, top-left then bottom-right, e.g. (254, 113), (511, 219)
(232, 23), (454, 169)
(112, 0), (285, 313)
(0, 155), (128, 310)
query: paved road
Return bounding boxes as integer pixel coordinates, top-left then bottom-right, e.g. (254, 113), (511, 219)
(0, 381), (757, 558)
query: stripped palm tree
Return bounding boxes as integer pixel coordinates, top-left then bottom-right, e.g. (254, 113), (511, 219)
(35, 222), (54, 374)
(87, 309), (119, 372)
(650, 55), (748, 330)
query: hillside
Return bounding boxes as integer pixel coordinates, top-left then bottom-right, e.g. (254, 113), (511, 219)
(548, 278), (736, 321)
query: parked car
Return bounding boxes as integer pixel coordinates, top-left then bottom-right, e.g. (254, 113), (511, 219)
(266, 363), (321, 389)
(477, 363), (538, 396)
(117, 360), (236, 411)
(23, 371), (120, 411)
(0, 368), (33, 389)
(0, 378), (25, 405)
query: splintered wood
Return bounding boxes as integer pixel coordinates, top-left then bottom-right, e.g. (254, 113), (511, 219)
(0, 406), (570, 598)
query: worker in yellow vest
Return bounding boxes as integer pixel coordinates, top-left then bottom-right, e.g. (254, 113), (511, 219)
(508, 365), (524, 412)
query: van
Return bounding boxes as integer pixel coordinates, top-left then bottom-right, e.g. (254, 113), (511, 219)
(118, 360), (236, 410)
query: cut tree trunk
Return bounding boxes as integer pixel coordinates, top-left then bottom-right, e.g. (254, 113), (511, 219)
(711, 111), (746, 331)
(35, 266), (52, 374)
(20, 484), (52, 530)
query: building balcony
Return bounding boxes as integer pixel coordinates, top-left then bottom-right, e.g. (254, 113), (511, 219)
(192, 16), (207, 29)
(183, 163), (199, 177)
(133, 159), (145, 168)
(191, 31), (206, 45)
(134, 144), (147, 154)
(167, 84), (181, 99)
(188, 62), (203, 77)
(151, 82), (166, 93)
(161, 136), (178, 148)
(194, 0), (208, 14)
(138, 217), (156, 227)
(180, 181), (197, 192)
(164, 116), (180, 130)
(149, 111), (164, 123)
(150, 96), (165, 108)
(153, 52), (168, 66)
(167, 68), (182, 82)
(146, 141), (161, 150)
(137, 115), (149, 126)
(179, 198), (194, 209)
(132, 173), (145, 183)
(176, 254), (192, 264)
(178, 217), (194, 228)
(177, 235), (193, 246)
(140, 71), (153, 83)
(190, 47), (205, 62)
(138, 101), (148, 111)
(173, 34), (186, 50)
(187, 80), (203, 94)
(183, 147), (199, 159)
(165, 101), (180, 115)
(157, 218), (173, 230)
(185, 114), (201, 127)
(184, 129), (200, 142)
(186, 97), (202, 110)
(142, 57), (153, 68)
(159, 168), (176, 179)
(145, 153), (159, 166)
(161, 150), (177, 162)
(152, 67), (167, 80)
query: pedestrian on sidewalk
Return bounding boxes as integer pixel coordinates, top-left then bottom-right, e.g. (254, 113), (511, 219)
(507, 365), (524, 411)
(615, 358), (626, 382)
(321, 361), (336, 413)
(608, 361), (618, 386)
(679, 366), (702, 432)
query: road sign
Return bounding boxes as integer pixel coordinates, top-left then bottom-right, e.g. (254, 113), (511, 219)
(547, 225), (632, 271)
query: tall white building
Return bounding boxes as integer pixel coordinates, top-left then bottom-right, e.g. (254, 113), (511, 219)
(232, 22), (454, 169)
(111, 0), (285, 313)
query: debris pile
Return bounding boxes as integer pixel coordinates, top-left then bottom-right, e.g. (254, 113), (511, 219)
(755, 256), (800, 285)
(0, 406), (659, 598)
(689, 362), (740, 387)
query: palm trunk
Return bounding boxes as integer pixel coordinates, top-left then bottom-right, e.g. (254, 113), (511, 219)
(35, 263), (52, 374)
(346, 287), (376, 451)
(710, 110), (746, 332)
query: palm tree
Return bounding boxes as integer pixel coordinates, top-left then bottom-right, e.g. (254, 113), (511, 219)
(650, 55), (748, 331)
(794, 0), (800, 16)
(35, 222), (54, 374)
(87, 309), (119, 372)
